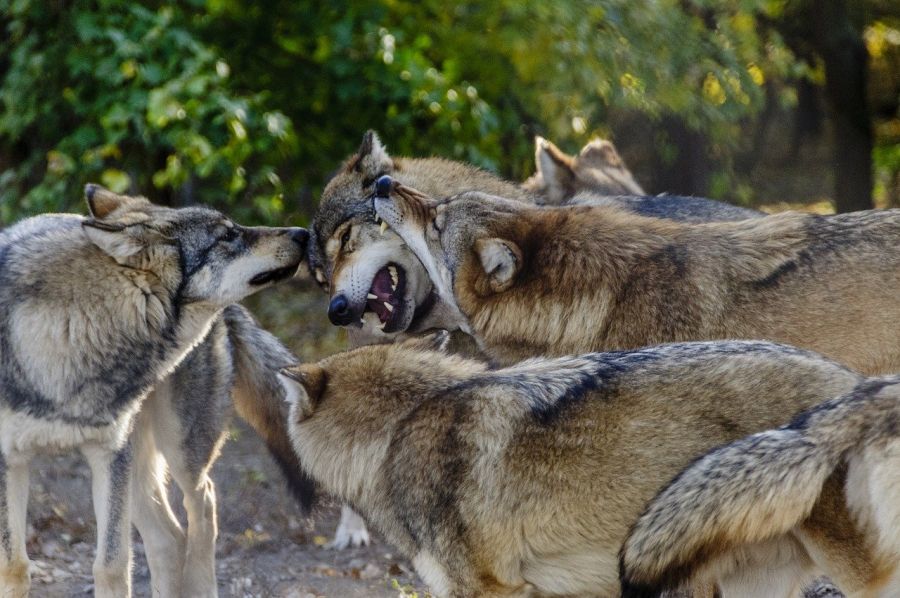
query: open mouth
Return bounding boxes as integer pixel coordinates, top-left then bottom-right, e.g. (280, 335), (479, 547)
(364, 263), (406, 332)
(249, 262), (300, 286)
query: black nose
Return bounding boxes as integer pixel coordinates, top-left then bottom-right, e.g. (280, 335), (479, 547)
(328, 294), (355, 326)
(375, 175), (394, 198)
(288, 228), (309, 246)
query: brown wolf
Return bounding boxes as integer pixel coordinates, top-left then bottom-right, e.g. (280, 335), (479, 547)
(373, 180), (900, 375)
(521, 136), (646, 202)
(279, 336), (870, 597)
(620, 377), (900, 598)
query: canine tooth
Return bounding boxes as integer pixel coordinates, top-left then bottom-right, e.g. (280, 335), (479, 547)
(375, 214), (382, 224)
(367, 293), (377, 300)
(383, 302), (394, 313)
(388, 265), (398, 287)
(380, 221), (389, 235)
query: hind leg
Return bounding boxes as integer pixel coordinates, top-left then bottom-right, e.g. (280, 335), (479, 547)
(0, 453), (31, 598)
(83, 443), (133, 598)
(130, 402), (185, 598)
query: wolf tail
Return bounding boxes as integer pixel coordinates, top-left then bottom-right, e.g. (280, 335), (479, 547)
(223, 304), (316, 511)
(619, 378), (900, 598)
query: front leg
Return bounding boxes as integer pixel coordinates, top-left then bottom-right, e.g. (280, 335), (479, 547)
(0, 452), (31, 598)
(83, 444), (133, 598)
(327, 506), (371, 550)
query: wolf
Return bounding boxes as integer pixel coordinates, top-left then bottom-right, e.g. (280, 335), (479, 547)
(279, 335), (872, 597)
(373, 179), (900, 374)
(620, 377), (900, 598)
(521, 136), (761, 221)
(0, 186), (307, 597)
(521, 135), (646, 201)
(310, 132), (762, 341)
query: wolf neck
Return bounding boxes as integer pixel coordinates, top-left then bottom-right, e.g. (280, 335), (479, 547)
(456, 206), (682, 364)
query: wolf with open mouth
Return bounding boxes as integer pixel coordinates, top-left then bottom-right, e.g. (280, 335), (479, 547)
(308, 131), (535, 339)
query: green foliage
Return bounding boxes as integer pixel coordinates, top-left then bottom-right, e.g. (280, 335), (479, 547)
(0, 1), (294, 224)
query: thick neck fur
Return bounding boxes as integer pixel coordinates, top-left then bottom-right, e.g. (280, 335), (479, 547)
(455, 205), (812, 364)
(290, 347), (486, 511)
(0, 216), (220, 425)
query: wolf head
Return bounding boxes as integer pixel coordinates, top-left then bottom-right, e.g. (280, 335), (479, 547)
(521, 136), (645, 204)
(309, 131), (531, 337)
(82, 184), (308, 306)
(373, 182), (527, 333)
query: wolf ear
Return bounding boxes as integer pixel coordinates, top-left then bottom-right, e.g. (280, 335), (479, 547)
(578, 138), (623, 169)
(534, 137), (574, 205)
(82, 220), (145, 262)
(279, 364), (327, 420)
(476, 237), (522, 293)
(401, 330), (451, 354)
(351, 130), (393, 177)
(85, 184), (133, 219)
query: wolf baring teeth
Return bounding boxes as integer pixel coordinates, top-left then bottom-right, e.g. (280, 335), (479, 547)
(0, 185), (308, 597)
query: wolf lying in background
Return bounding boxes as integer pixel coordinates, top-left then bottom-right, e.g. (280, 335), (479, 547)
(522, 135), (646, 200)
(374, 179), (900, 374)
(0, 186), (307, 597)
(280, 336), (870, 597)
(621, 378), (900, 598)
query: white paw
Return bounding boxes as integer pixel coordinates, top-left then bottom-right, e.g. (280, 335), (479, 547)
(326, 507), (371, 550)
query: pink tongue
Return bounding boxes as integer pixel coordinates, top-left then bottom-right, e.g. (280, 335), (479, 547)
(367, 267), (394, 323)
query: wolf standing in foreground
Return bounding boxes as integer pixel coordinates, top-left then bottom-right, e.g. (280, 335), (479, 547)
(374, 179), (900, 374)
(280, 336), (876, 597)
(0, 186), (307, 597)
(620, 378), (900, 597)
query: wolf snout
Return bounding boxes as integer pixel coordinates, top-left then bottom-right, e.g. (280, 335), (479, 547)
(328, 294), (357, 326)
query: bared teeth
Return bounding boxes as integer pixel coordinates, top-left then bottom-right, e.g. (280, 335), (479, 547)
(388, 265), (398, 290)
(383, 302), (394, 313)
(380, 221), (389, 235)
(367, 293), (377, 300)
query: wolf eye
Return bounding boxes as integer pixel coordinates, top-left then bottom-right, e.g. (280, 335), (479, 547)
(221, 227), (239, 243)
(340, 227), (352, 250)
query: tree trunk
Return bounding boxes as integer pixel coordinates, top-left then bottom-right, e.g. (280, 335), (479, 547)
(812, 0), (874, 212)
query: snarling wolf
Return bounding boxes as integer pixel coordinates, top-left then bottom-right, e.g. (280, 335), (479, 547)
(0, 186), (307, 597)
(310, 132), (762, 342)
(279, 336), (868, 598)
(374, 180), (900, 373)
(521, 136), (761, 221)
(620, 377), (900, 598)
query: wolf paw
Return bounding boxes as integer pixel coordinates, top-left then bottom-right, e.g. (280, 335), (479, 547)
(326, 506), (371, 550)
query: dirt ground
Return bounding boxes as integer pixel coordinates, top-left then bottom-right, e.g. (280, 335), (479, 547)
(27, 280), (429, 597)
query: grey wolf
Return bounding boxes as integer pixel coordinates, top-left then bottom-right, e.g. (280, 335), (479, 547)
(521, 136), (761, 221)
(620, 377), (900, 598)
(521, 135), (646, 201)
(373, 180), (900, 373)
(280, 336), (866, 597)
(310, 132), (762, 341)
(0, 186), (306, 597)
(131, 303), (314, 597)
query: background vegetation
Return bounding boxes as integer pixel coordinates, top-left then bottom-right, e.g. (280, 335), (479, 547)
(1, 0), (899, 226)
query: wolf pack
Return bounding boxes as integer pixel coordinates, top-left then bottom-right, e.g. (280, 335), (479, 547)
(1, 131), (898, 598)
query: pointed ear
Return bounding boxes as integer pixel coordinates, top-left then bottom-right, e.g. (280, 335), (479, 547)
(401, 330), (451, 354)
(350, 130), (393, 177)
(475, 237), (522, 293)
(85, 184), (131, 219)
(578, 138), (623, 169)
(279, 364), (327, 420)
(534, 137), (574, 204)
(82, 220), (145, 261)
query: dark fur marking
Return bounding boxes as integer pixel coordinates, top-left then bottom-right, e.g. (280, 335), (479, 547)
(0, 453), (9, 556)
(103, 445), (133, 564)
(752, 259), (799, 290)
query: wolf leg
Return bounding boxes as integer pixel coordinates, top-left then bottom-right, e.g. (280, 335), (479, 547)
(327, 506), (371, 549)
(83, 444), (133, 598)
(169, 465), (218, 598)
(0, 453), (30, 598)
(130, 407), (185, 598)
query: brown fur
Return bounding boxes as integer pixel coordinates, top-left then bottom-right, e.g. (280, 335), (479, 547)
(280, 338), (870, 598)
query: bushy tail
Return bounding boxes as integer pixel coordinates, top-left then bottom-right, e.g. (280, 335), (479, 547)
(619, 378), (900, 597)
(223, 305), (316, 511)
